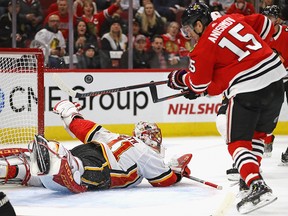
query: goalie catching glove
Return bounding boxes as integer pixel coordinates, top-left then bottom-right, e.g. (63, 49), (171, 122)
(167, 69), (187, 90)
(168, 154), (192, 181)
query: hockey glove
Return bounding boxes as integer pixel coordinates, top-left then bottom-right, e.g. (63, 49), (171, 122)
(169, 154), (192, 180)
(183, 89), (207, 100)
(167, 69), (187, 90)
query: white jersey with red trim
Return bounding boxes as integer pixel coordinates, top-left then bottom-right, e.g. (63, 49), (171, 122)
(86, 129), (178, 188)
(184, 13), (287, 98)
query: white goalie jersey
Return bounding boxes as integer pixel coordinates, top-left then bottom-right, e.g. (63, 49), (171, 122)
(81, 128), (178, 188)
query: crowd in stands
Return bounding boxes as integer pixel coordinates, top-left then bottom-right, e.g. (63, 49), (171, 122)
(0, 0), (287, 69)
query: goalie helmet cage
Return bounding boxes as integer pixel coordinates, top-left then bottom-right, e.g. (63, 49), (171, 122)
(0, 48), (44, 145)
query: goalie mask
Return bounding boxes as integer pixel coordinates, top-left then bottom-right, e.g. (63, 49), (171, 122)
(133, 121), (165, 157)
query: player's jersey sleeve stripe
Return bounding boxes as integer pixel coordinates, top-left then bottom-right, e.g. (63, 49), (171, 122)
(188, 79), (210, 93)
(147, 169), (177, 187)
(260, 16), (272, 40)
(110, 164), (141, 188)
(84, 125), (102, 143)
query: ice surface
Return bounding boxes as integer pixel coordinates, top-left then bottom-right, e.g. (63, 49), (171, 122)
(1, 136), (288, 216)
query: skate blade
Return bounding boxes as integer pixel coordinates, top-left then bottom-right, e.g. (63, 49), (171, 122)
(238, 194), (277, 214)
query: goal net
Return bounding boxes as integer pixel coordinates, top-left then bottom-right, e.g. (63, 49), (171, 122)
(0, 48), (44, 145)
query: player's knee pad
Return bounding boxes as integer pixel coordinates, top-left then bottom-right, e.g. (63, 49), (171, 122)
(216, 114), (227, 142)
(53, 100), (83, 137)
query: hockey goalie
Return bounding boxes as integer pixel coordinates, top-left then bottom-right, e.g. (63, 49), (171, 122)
(1, 100), (192, 193)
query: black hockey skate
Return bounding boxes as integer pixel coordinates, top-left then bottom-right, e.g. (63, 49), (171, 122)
(236, 178), (250, 199)
(237, 180), (277, 214)
(239, 178), (249, 191)
(281, 147), (288, 165)
(31, 135), (50, 174)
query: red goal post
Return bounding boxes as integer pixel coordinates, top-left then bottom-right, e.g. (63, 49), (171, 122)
(0, 48), (44, 145)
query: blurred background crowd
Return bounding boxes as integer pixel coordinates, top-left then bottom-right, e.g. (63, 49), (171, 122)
(0, 0), (287, 69)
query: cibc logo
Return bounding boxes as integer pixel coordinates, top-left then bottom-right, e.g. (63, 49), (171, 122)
(0, 88), (4, 113)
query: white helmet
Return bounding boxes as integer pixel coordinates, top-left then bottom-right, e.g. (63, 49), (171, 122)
(133, 121), (165, 157)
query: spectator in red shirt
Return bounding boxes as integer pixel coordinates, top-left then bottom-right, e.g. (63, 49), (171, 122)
(226, 0), (255, 16)
(43, 0), (77, 42)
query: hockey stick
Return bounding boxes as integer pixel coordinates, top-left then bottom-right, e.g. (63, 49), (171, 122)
(149, 81), (190, 103)
(52, 73), (168, 98)
(184, 175), (223, 190)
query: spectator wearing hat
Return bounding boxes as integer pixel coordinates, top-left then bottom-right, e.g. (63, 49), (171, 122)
(100, 16), (128, 68)
(226, 0), (255, 15)
(0, 192), (16, 216)
(120, 34), (150, 68)
(0, 0), (27, 48)
(77, 43), (101, 69)
(132, 18), (151, 50)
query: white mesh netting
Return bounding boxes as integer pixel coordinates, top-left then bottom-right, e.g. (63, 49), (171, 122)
(0, 53), (40, 145)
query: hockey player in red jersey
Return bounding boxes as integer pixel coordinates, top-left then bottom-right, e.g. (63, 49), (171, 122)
(1, 100), (191, 193)
(262, 5), (288, 158)
(218, 5), (288, 179)
(167, 2), (287, 214)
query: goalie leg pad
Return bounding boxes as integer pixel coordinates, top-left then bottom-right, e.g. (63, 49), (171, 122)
(30, 135), (86, 193)
(0, 148), (31, 185)
(52, 158), (87, 193)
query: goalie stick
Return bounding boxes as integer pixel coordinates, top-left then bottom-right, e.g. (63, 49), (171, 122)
(149, 81), (190, 103)
(52, 73), (168, 98)
(184, 175), (223, 190)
